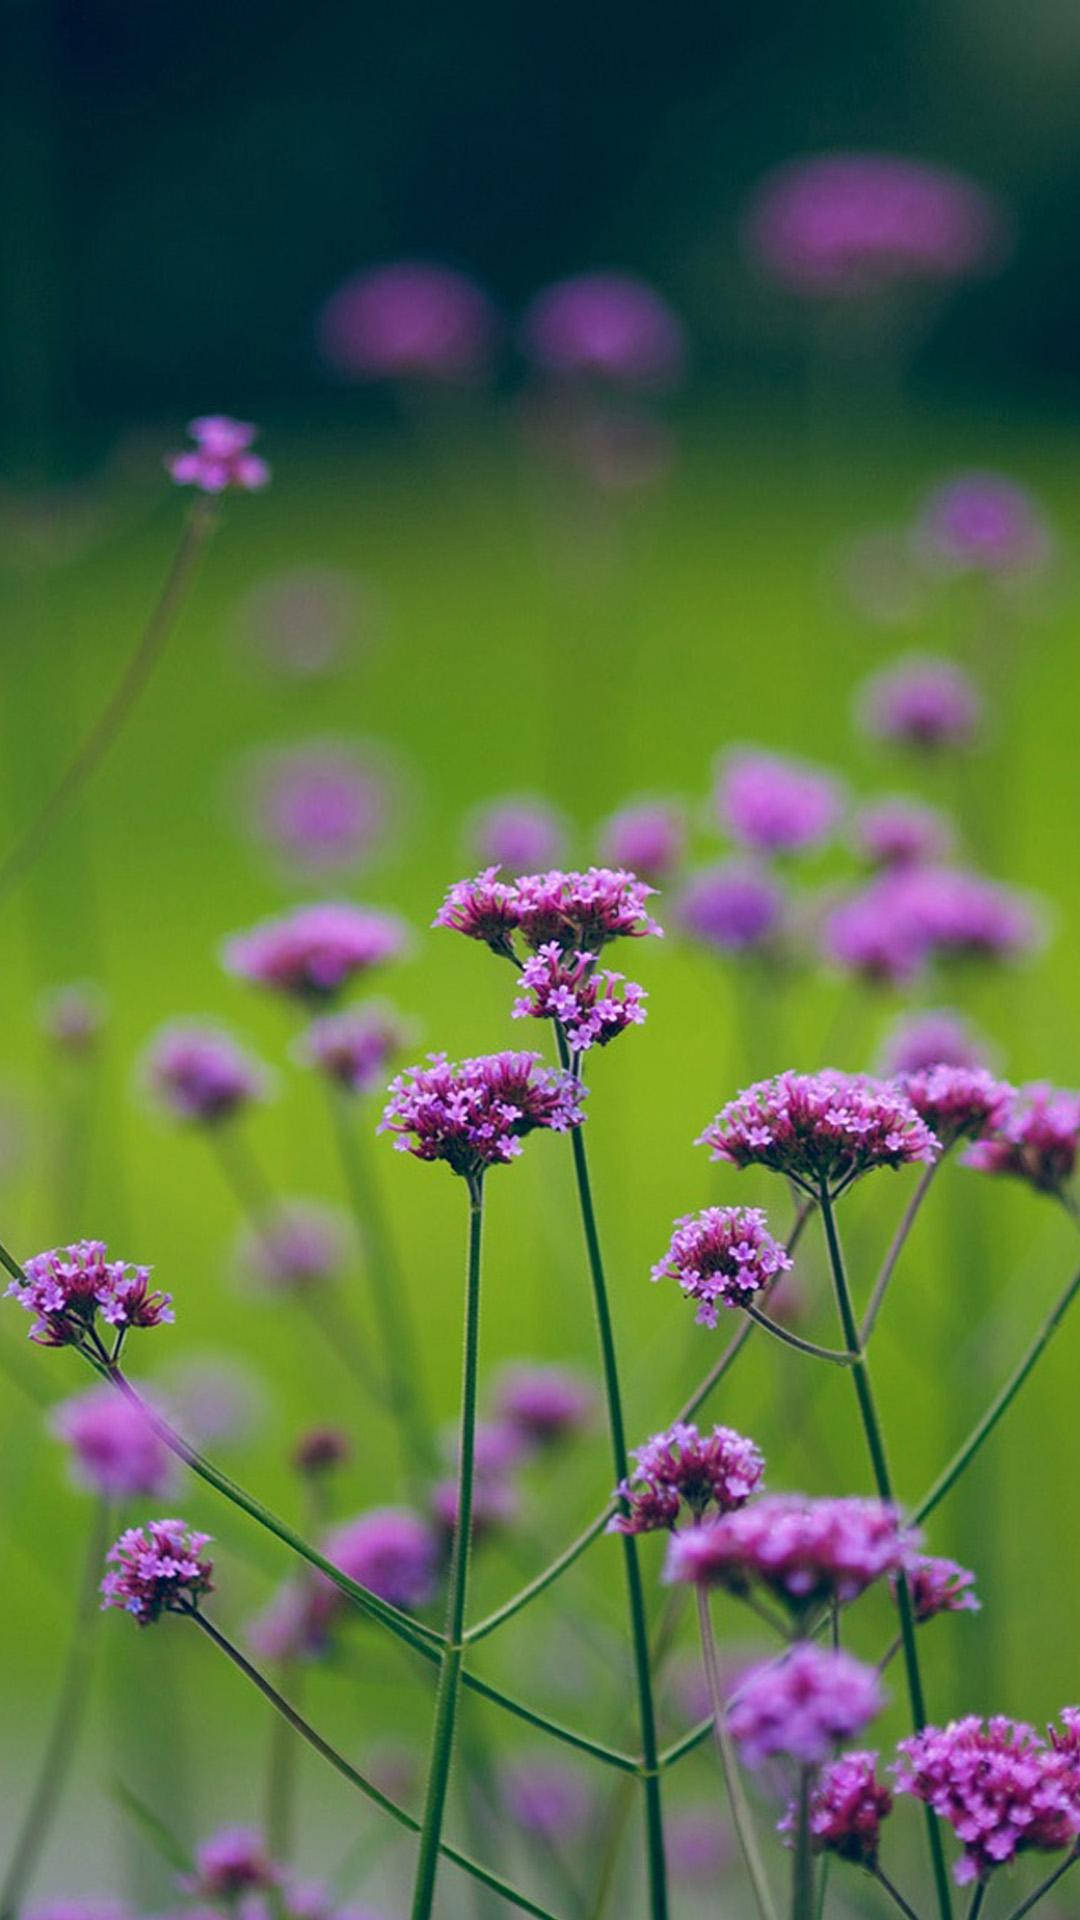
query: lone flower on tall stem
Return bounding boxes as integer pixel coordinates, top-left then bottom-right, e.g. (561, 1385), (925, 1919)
(6, 1240), (173, 1356)
(223, 903), (408, 1002)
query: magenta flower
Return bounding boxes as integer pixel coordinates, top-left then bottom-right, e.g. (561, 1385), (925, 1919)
(698, 1071), (939, 1198)
(297, 1002), (410, 1094)
(915, 472), (1052, 579)
(145, 1022), (269, 1124)
(728, 1643), (884, 1768)
(431, 1472), (519, 1544)
(854, 796), (954, 869)
(744, 153), (1004, 296)
(166, 417), (270, 493)
(502, 1759), (592, 1839)
(512, 943), (647, 1052)
(7, 1240), (173, 1350)
(319, 1508), (440, 1615)
(893, 1716), (1080, 1885)
(235, 567), (362, 682)
(599, 800), (686, 884)
(52, 1385), (174, 1499)
(38, 982), (108, 1055)
(612, 1422), (765, 1534)
(433, 867), (522, 957)
(247, 1579), (326, 1665)
(492, 1363), (594, 1448)
(224, 903), (407, 1001)
(292, 1426), (351, 1476)
(879, 1008), (990, 1076)
(779, 1751), (893, 1866)
(317, 261), (496, 382)
(380, 1051), (585, 1180)
(521, 273), (685, 388)
(233, 1201), (348, 1294)
(468, 797), (567, 872)
(824, 882), (928, 987)
(513, 866), (662, 952)
(827, 867), (1040, 985)
(677, 861), (786, 955)
(857, 656), (983, 753)
(651, 1206), (793, 1328)
(665, 1495), (911, 1617)
(101, 1518), (213, 1625)
(902, 1554), (981, 1624)
(898, 1065), (1013, 1148)
(715, 750), (843, 856)
(185, 1827), (278, 1897)
(964, 1082), (1080, 1197)
(244, 741), (396, 874)
(665, 1808), (733, 1881)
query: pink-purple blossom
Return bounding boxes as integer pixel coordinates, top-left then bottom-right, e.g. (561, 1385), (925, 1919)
(827, 866), (1040, 985)
(715, 750), (843, 856)
(52, 1385), (174, 1498)
(964, 1083), (1080, 1197)
(101, 1518), (213, 1625)
(502, 1759), (592, 1839)
(857, 656), (983, 753)
(897, 1065), (1013, 1148)
(727, 1643), (884, 1768)
(468, 798), (566, 873)
(651, 1206), (793, 1327)
(677, 862), (787, 955)
(879, 1008), (990, 1076)
(492, 1363), (594, 1448)
(292, 1426), (351, 1476)
(598, 801), (685, 884)
(7, 1241), (173, 1349)
(167, 418), (270, 493)
(380, 1051), (585, 1179)
(521, 273), (685, 388)
(512, 944), (647, 1052)
(779, 1751), (893, 1866)
(224, 903), (408, 1001)
(145, 1023), (268, 1124)
(902, 1554), (981, 1624)
(612, 1422), (765, 1534)
(233, 1202), (348, 1294)
(664, 1495), (911, 1615)
(185, 1826), (278, 1897)
(317, 262), (496, 382)
(319, 1508), (440, 1615)
(38, 982), (108, 1055)
(698, 1071), (939, 1196)
(297, 1002), (410, 1094)
(433, 868), (522, 957)
(244, 742), (397, 874)
(893, 1716), (1080, 1884)
(915, 472), (1052, 579)
(513, 867), (662, 952)
(854, 796), (954, 869)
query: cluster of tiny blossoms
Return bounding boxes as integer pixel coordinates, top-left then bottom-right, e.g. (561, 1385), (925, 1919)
(512, 944), (647, 1052)
(894, 1714), (1080, 1884)
(297, 1002), (410, 1093)
(698, 1071), (939, 1196)
(665, 1494), (912, 1619)
(903, 1554), (981, 1623)
(728, 1643), (884, 1768)
(145, 1022), (269, 1124)
(779, 1751), (893, 1867)
(612, 1422), (765, 1534)
(898, 1064), (1013, 1148)
(224, 903), (407, 1001)
(101, 1520), (213, 1625)
(964, 1082), (1080, 1197)
(379, 1051), (584, 1180)
(650, 1206), (792, 1325)
(7, 1241), (173, 1350)
(166, 417), (270, 493)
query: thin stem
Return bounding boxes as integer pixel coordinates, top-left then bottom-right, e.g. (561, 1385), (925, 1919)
(791, 1767), (815, 1920)
(459, 1671), (637, 1774)
(187, 1611), (560, 1920)
(1000, 1849), (1079, 1920)
(0, 501), (217, 902)
(697, 1588), (778, 1920)
(818, 1186), (953, 1920)
(966, 1885), (987, 1920)
(0, 1497), (111, 1919)
(861, 1160), (941, 1345)
(743, 1302), (853, 1366)
(912, 1263), (1080, 1526)
(871, 1866), (924, 1920)
(409, 1178), (485, 1920)
(265, 1659), (304, 1860)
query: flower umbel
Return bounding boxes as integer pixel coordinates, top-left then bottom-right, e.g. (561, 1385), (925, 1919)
(698, 1070), (939, 1196)
(224, 903), (407, 1001)
(380, 1051), (585, 1180)
(512, 944), (647, 1052)
(167, 417), (270, 493)
(145, 1022), (269, 1124)
(893, 1716), (1080, 1885)
(7, 1240), (173, 1350)
(612, 1421), (765, 1533)
(779, 1751), (893, 1866)
(898, 1065), (1013, 1148)
(902, 1554), (981, 1624)
(964, 1082), (1080, 1198)
(728, 1642), (884, 1768)
(664, 1494), (911, 1617)
(297, 1001), (411, 1094)
(101, 1518), (213, 1625)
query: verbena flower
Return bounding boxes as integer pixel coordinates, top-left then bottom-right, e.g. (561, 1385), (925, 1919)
(433, 867), (522, 957)
(7, 1240), (173, 1349)
(511, 944), (647, 1052)
(185, 1827), (279, 1897)
(244, 741), (396, 874)
(167, 417), (270, 493)
(825, 885), (927, 987)
(857, 656), (983, 753)
(677, 862), (786, 955)
(101, 1518), (213, 1624)
(224, 903), (407, 1001)
(380, 1051), (585, 1179)
(431, 1473), (519, 1544)
(715, 750), (843, 855)
(854, 796), (954, 869)
(778, 1751), (893, 1865)
(318, 1508), (440, 1616)
(728, 1643), (884, 1767)
(612, 1422), (765, 1534)
(665, 1807), (733, 1881)
(897, 1065), (1013, 1148)
(502, 1758), (592, 1839)
(964, 1083), (1080, 1197)
(599, 800), (685, 883)
(468, 797), (566, 872)
(52, 1385), (174, 1498)
(915, 472), (1051, 579)
(698, 1071), (939, 1196)
(651, 1206), (793, 1326)
(827, 867), (1040, 985)
(297, 1002), (410, 1094)
(292, 1427), (351, 1476)
(145, 1022), (269, 1124)
(879, 1008), (990, 1076)
(521, 273), (685, 388)
(512, 867), (662, 952)
(492, 1363), (594, 1448)
(893, 1716), (1080, 1885)
(38, 982), (108, 1055)
(317, 261), (496, 382)
(902, 1554), (981, 1623)
(233, 1201), (348, 1293)
(664, 1495), (911, 1617)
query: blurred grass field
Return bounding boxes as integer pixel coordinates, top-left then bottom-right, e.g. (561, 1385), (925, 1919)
(1, 395), (1078, 1910)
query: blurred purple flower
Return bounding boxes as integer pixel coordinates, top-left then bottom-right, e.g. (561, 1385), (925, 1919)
(599, 800), (685, 884)
(243, 741), (399, 875)
(677, 861), (787, 955)
(224, 903), (408, 1001)
(854, 796), (954, 869)
(915, 472), (1052, 578)
(468, 796), (567, 872)
(145, 1022), (269, 1125)
(665, 1494), (911, 1617)
(317, 262), (496, 381)
(502, 1758), (592, 1839)
(716, 750), (843, 855)
(297, 1001), (411, 1094)
(879, 1008), (991, 1076)
(857, 655), (983, 753)
(492, 1363), (594, 1449)
(897, 1065), (1013, 1148)
(319, 1507), (440, 1613)
(728, 1642), (885, 1767)
(903, 1554), (981, 1624)
(52, 1384), (174, 1498)
(185, 1827), (278, 1898)
(666, 1808), (733, 1881)
(235, 567), (367, 681)
(38, 982), (108, 1056)
(521, 273), (685, 388)
(431, 1472), (519, 1544)
(233, 1201), (350, 1295)
(964, 1082), (1080, 1198)
(167, 417), (270, 493)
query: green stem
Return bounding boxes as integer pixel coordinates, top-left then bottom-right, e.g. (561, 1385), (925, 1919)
(697, 1588), (778, 1920)
(410, 1177), (485, 1920)
(967, 1885), (987, 1920)
(187, 1610), (559, 1920)
(265, 1658), (303, 1860)
(999, 1849), (1078, 1920)
(861, 1160), (941, 1345)
(818, 1186), (952, 1920)
(743, 1302), (853, 1366)
(870, 1867), (924, 1920)
(791, 1767), (815, 1920)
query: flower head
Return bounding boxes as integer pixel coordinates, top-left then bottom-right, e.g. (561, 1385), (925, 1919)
(317, 261), (496, 382)
(101, 1518), (213, 1624)
(145, 1022), (268, 1124)
(244, 741), (397, 874)
(716, 750), (843, 855)
(297, 1001), (410, 1094)
(319, 1508), (440, 1615)
(433, 868), (522, 956)
(513, 867), (662, 952)
(903, 1554), (981, 1624)
(779, 1751), (893, 1866)
(964, 1083), (1080, 1197)
(223, 903), (407, 1001)
(52, 1385), (174, 1498)
(502, 1758), (592, 1839)
(854, 797), (954, 870)
(898, 1066), (1013, 1149)
(698, 1071), (939, 1196)
(728, 1643), (884, 1768)
(233, 1201), (348, 1294)
(824, 883), (928, 987)
(521, 273), (685, 389)
(598, 800), (685, 884)
(469, 797), (566, 872)
(431, 1472), (520, 1545)
(39, 982), (108, 1055)
(512, 944), (647, 1052)
(292, 1426), (351, 1476)
(651, 1206), (792, 1327)
(7, 1240), (173, 1349)
(380, 1051), (585, 1180)
(167, 417), (270, 493)
(612, 1422), (765, 1534)
(879, 1009), (990, 1076)
(827, 867), (1040, 985)
(665, 1495), (911, 1616)
(916, 472), (1051, 579)
(677, 862), (787, 955)
(185, 1826), (278, 1898)
(857, 656), (982, 753)
(492, 1363), (594, 1449)
(893, 1716), (1080, 1884)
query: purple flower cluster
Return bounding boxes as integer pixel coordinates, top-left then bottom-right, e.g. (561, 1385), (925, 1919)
(898, 1065), (1013, 1149)
(380, 1051), (584, 1180)
(292, 1426), (352, 1476)
(599, 800), (685, 884)
(715, 750), (843, 855)
(469, 797), (566, 872)
(854, 796), (954, 870)
(728, 1643), (884, 1767)
(245, 741), (395, 874)
(651, 1206), (793, 1326)
(903, 1554), (981, 1623)
(612, 1422), (765, 1534)
(916, 472), (1051, 579)
(779, 1751), (893, 1866)
(298, 1002), (410, 1094)
(166, 417), (270, 493)
(665, 1494), (911, 1616)
(677, 862), (786, 956)
(435, 865), (662, 957)
(101, 1519), (213, 1625)
(52, 1386), (174, 1498)
(145, 1022), (268, 1124)
(893, 1715), (1080, 1884)
(224, 903), (407, 1001)
(857, 656), (983, 753)
(492, 1364), (594, 1447)
(319, 1508), (440, 1614)
(512, 944), (647, 1052)
(964, 1082), (1080, 1197)
(185, 1826), (278, 1897)
(879, 1008), (989, 1076)
(521, 273), (685, 389)
(234, 1201), (347, 1293)
(698, 1071), (939, 1196)
(7, 1241), (173, 1349)
(827, 865), (1040, 986)
(317, 261), (496, 382)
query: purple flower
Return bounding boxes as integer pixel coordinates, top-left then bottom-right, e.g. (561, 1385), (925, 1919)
(677, 861), (786, 955)
(651, 1206), (792, 1327)
(779, 1751), (893, 1866)
(38, 982), (108, 1055)
(744, 153), (1005, 296)
(244, 741), (397, 874)
(879, 1008), (991, 1076)
(902, 1554), (981, 1624)
(166, 417), (270, 493)
(827, 867), (1040, 985)
(52, 1385), (174, 1498)
(824, 883), (928, 988)
(318, 1508), (440, 1615)
(512, 944), (647, 1052)
(7, 1240), (173, 1349)
(468, 797), (567, 872)
(857, 656), (983, 753)
(223, 903), (408, 1001)
(666, 1808), (733, 1881)
(297, 1002), (410, 1094)
(854, 796), (954, 869)
(716, 750), (843, 856)
(433, 867), (522, 957)
(521, 273), (685, 389)
(431, 1473), (519, 1544)
(728, 1643), (884, 1768)
(380, 1051), (585, 1180)
(898, 1065), (1013, 1149)
(599, 800), (686, 884)
(513, 867), (662, 952)
(185, 1827), (278, 1898)
(698, 1071), (939, 1197)
(441, 1417), (529, 1479)
(915, 472), (1052, 579)
(233, 1202), (348, 1294)
(893, 1717), (1080, 1885)
(145, 1022), (268, 1125)
(247, 1579), (327, 1664)
(492, 1363), (594, 1448)
(612, 1422), (765, 1534)
(502, 1758), (592, 1839)
(101, 1518), (213, 1625)
(317, 261), (495, 382)
(292, 1427), (351, 1476)
(235, 567), (363, 682)
(665, 1495), (911, 1616)
(964, 1083), (1080, 1197)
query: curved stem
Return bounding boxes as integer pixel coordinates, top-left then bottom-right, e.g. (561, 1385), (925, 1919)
(410, 1178), (485, 1920)
(999, 1849), (1079, 1920)
(861, 1160), (941, 1345)
(0, 502), (217, 902)
(743, 1302), (853, 1366)
(870, 1867), (924, 1920)
(966, 1886), (987, 1920)
(818, 1186), (953, 1920)
(697, 1588), (778, 1920)
(0, 1497), (111, 1918)
(791, 1767), (815, 1920)
(187, 1610), (559, 1920)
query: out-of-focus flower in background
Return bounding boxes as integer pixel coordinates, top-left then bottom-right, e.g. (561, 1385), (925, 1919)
(317, 261), (497, 382)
